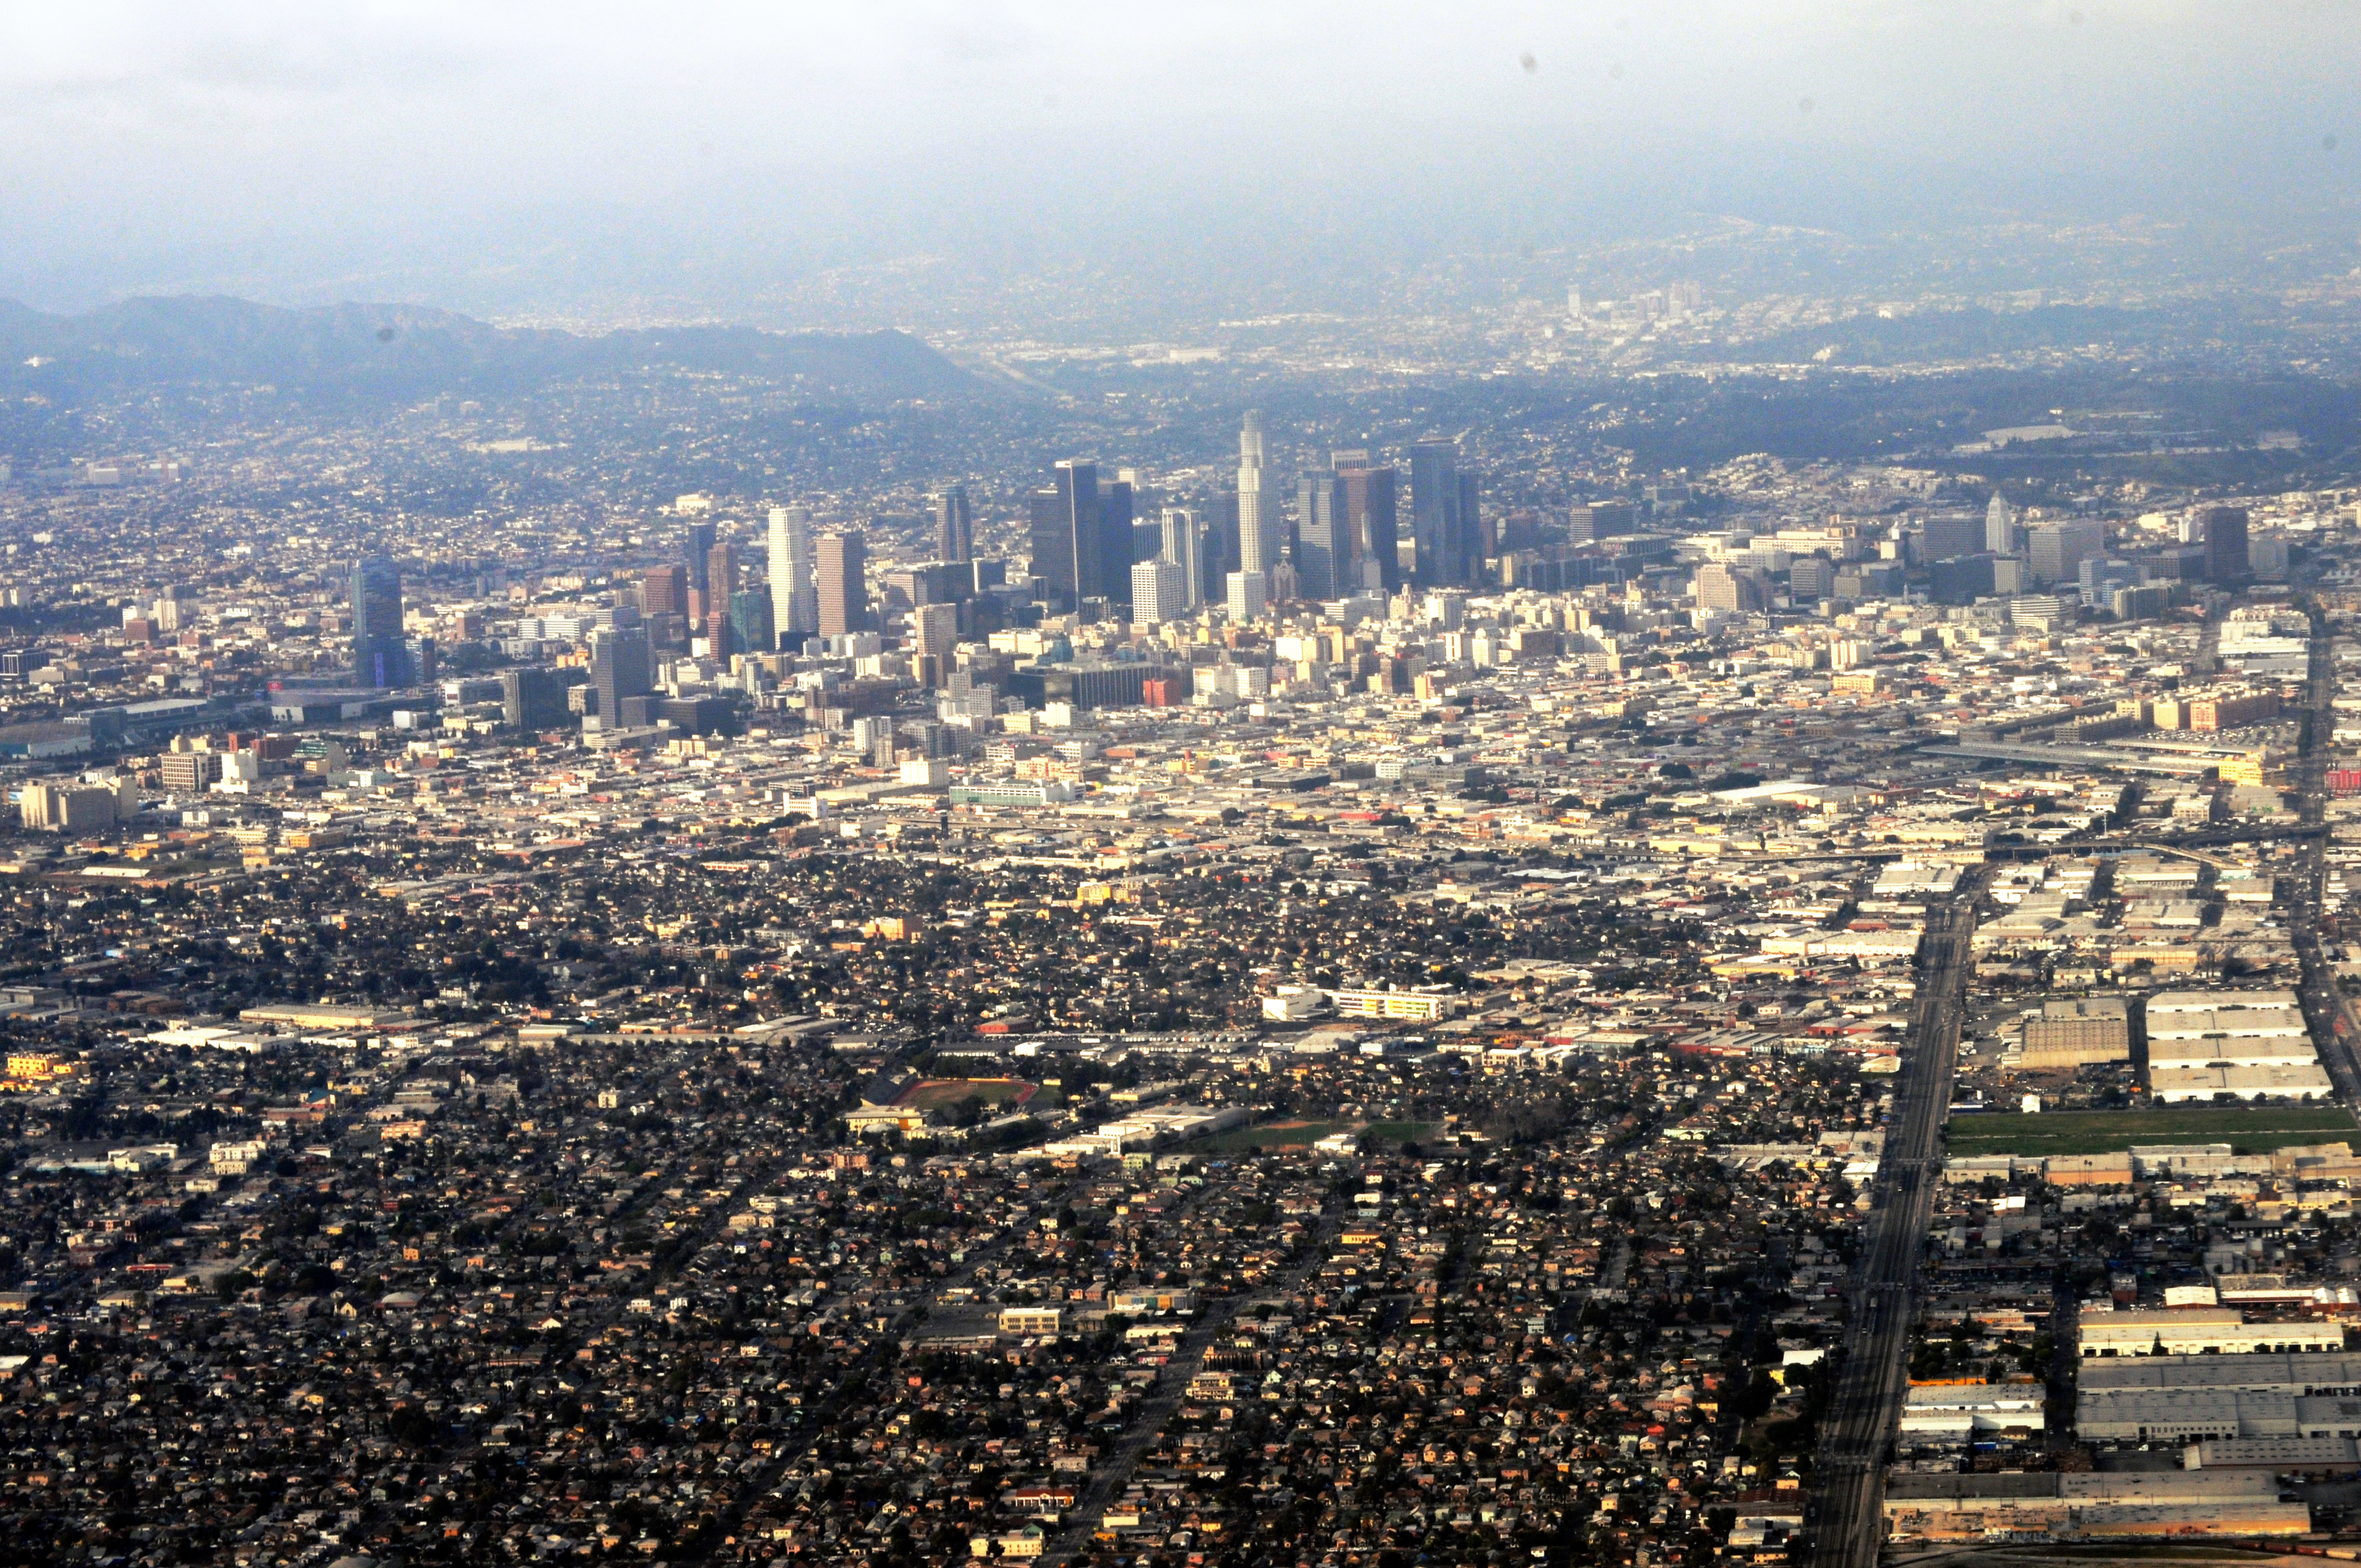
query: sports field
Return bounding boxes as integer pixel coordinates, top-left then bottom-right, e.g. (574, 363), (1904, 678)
(1944, 1105), (2359, 1158)
(893, 1078), (1038, 1112)
(1196, 1118), (1353, 1152)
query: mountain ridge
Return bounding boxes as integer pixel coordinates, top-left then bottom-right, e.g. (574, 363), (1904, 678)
(0, 294), (984, 402)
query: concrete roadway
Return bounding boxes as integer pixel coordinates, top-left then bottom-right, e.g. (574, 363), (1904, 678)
(1805, 888), (1982, 1568)
(2287, 603), (2361, 1101)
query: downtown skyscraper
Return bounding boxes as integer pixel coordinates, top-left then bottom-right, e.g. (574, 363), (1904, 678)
(351, 555), (407, 687)
(1335, 450), (1400, 594)
(589, 622), (652, 727)
(935, 485), (973, 564)
(817, 531), (869, 638)
(1237, 411), (1272, 575)
(1409, 437), (1481, 587)
(767, 505), (817, 642)
(1027, 461), (1135, 614)
(1296, 464), (1345, 602)
(1160, 508), (1206, 611)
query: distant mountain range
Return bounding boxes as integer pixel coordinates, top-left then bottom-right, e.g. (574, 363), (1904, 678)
(0, 295), (984, 402)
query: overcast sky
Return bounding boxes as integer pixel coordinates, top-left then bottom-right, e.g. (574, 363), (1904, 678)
(3, 2), (2354, 317)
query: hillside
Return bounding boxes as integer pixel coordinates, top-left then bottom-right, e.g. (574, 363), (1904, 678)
(0, 295), (982, 402)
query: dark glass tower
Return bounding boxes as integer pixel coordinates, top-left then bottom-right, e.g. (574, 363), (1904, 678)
(352, 556), (407, 687)
(937, 485), (973, 563)
(589, 624), (652, 726)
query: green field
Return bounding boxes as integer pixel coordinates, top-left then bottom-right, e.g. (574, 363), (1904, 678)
(1945, 1106), (2361, 1159)
(1196, 1119), (1356, 1153)
(894, 1078), (1036, 1112)
(1362, 1120), (1445, 1147)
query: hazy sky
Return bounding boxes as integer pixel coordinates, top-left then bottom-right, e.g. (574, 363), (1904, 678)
(3, 2), (2354, 318)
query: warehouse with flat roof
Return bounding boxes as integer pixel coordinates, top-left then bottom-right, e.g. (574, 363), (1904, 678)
(1898, 1381), (2047, 1443)
(2077, 1387), (2292, 1442)
(2077, 1308), (2344, 1358)
(1883, 1470), (2310, 1542)
(2080, 1351), (2361, 1397)
(2184, 1435), (2361, 1471)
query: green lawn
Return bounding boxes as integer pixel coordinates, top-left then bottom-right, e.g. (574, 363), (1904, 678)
(1945, 1105), (2361, 1158)
(1196, 1118), (1357, 1153)
(895, 1078), (1037, 1112)
(1362, 1120), (1446, 1147)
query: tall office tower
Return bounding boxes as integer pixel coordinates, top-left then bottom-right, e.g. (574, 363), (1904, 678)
(1459, 470), (1485, 569)
(1237, 411), (1272, 574)
(1131, 558), (1186, 627)
(936, 485), (973, 563)
(1209, 488), (1242, 602)
(1985, 493), (2022, 556)
(502, 666), (569, 731)
(409, 634), (439, 687)
(589, 624), (652, 727)
(1335, 451), (1400, 594)
(1296, 466), (1345, 602)
(728, 588), (774, 657)
(817, 531), (869, 637)
(1160, 508), (1206, 611)
(2027, 519), (2106, 586)
(1409, 437), (1466, 586)
(1919, 513), (1987, 564)
(1226, 569), (1268, 624)
(1132, 516), (1166, 568)
(1694, 562), (1764, 614)
(1568, 499), (1637, 542)
(2200, 505), (2249, 583)
(351, 555), (407, 687)
(767, 506), (817, 638)
(1098, 472), (1136, 609)
(640, 564), (687, 619)
(1026, 488), (1066, 605)
(911, 602), (960, 673)
(1030, 460), (1124, 612)
(685, 520), (717, 601)
(702, 540), (741, 652)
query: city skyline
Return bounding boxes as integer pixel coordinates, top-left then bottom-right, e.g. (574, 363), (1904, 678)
(4, 10), (2361, 1568)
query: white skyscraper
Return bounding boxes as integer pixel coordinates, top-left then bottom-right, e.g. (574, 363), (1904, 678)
(1131, 558), (1185, 627)
(767, 505), (817, 638)
(1227, 569), (1267, 624)
(1160, 507), (1204, 609)
(1985, 493), (2021, 555)
(1237, 411), (1271, 575)
(2028, 519), (2104, 587)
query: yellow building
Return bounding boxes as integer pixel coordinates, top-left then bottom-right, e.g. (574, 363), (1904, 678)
(2217, 751), (2284, 788)
(2, 1053), (74, 1090)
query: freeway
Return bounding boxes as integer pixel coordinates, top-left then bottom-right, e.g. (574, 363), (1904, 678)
(1804, 884), (1982, 1568)
(2288, 604), (2361, 1102)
